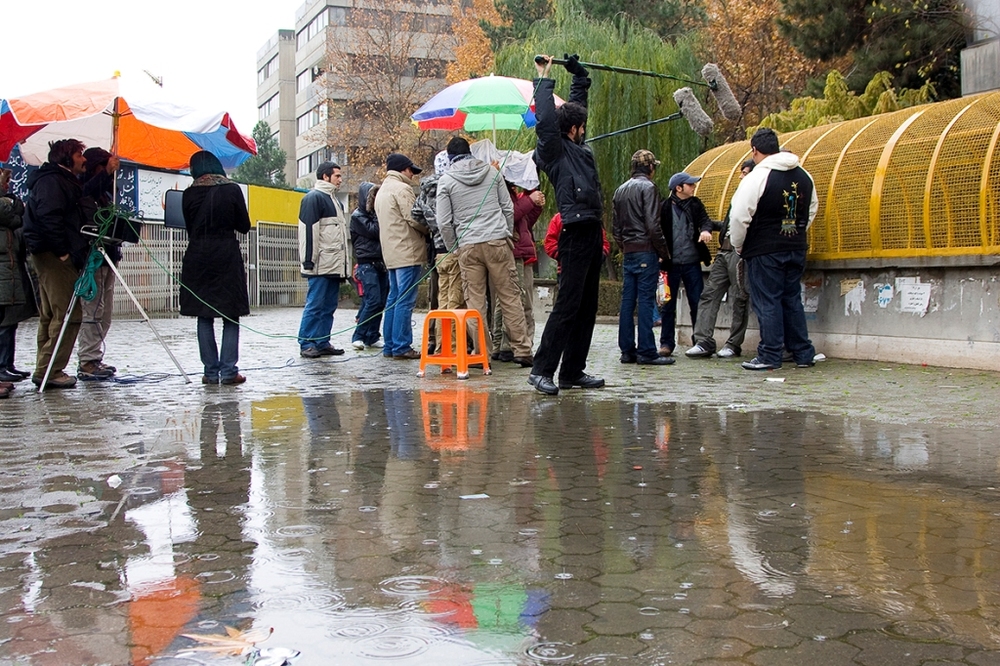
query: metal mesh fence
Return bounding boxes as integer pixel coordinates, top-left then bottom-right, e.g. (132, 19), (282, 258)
(113, 222), (305, 319)
(686, 91), (1000, 260)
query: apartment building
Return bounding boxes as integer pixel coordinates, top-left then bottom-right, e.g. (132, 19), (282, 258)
(255, 0), (457, 189)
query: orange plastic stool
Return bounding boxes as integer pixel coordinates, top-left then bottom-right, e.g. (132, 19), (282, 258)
(418, 309), (492, 379)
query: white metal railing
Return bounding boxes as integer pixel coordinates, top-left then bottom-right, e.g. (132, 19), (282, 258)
(113, 221), (306, 319)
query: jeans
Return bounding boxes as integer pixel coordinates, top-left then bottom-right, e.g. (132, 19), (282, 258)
(618, 251), (659, 359)
(659, 262), (703, 352)
(353, 263), (388, 345)
(745, 250), (815, 366)
(0, 324), (16, 369)
(532, 220), (603, 381)
(383, 265), (423, 356)
(298, 275), (342, 350)
(691, 250), (749, 354)
(198, 316), (240, 380)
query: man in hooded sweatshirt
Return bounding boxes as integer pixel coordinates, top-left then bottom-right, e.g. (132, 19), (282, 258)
(436, 137), (533, 367)
(298, 161), (350, 358)
(729, 127), (818, 371)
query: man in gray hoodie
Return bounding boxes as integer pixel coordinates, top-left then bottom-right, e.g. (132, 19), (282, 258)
(436, 137), (533, 367)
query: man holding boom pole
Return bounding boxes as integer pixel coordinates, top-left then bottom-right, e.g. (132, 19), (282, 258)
(527, 54), (606, 396)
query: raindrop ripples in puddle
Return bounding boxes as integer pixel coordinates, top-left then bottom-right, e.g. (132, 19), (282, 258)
(526, 641), (576, 662)
(378, 575), (449, 597)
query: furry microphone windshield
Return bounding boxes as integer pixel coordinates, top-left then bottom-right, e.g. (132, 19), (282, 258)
(701, 63), (742, 122)
(673, 87), (714, 137)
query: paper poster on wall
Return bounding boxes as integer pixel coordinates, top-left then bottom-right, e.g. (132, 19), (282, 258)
(843, 280), (865, 315)
(802, 273), (822, 313)
(875, 283), (894, 308)
(899, 282), (931, 315)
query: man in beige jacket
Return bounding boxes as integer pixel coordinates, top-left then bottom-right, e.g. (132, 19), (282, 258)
(374, 153), (428, 359)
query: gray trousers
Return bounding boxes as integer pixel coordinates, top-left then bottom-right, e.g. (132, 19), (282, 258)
(77, 263), (115, 364)
(691, 249), (749, 354)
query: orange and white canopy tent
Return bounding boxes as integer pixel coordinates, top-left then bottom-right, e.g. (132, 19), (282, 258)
(0, 77), (256, 170)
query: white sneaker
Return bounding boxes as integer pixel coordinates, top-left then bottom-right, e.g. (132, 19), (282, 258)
(685, 343), (712, 358)
(370, 340), (385, 349)
(813, 352), (827, 363)
(716, 346), (739, 358)
(351, 340), (365, 351)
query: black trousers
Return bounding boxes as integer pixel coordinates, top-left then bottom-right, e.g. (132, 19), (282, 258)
(532, 220), (603, 381)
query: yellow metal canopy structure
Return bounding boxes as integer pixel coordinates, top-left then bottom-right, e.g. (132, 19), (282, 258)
(686, 92), (1000, 260)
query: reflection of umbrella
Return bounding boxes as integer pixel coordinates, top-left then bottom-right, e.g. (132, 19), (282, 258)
(412, 75), (563, 139)
(1, 77), (256, 170)
(129, 575), (201, 666)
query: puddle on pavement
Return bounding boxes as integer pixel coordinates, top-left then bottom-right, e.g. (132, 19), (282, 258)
(1, 390), (999, 665)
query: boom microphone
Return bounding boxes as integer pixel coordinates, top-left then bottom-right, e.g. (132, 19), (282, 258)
(673, 87), (714, 137)
(701, 63), (742, 122)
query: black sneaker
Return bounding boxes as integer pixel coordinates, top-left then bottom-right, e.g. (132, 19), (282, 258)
(558, 374), (605, 389)
(497, 350), (514, 363)
(620, 353), (637, 364)
(742, 357), (779, 371)
(637, 355), (674, 365)
(528, 374), (559, 395)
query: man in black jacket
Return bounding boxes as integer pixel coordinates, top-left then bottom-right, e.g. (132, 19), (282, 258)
(350, 181), (388, 350)
(23, 139), (90, 389)
(658, 172), (714, 358)
(612, 149), (673, 367)
(528, 54), (606, 396)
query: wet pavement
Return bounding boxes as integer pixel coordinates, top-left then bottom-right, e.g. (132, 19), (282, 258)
(2, 308), (1000, 665)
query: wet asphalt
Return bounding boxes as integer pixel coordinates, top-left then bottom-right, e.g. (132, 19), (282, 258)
(1, 308), (999, 665)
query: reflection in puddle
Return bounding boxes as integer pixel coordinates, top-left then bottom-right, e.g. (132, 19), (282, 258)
(1, 391), (999, 664)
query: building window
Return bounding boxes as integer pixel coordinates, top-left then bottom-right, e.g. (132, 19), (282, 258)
(258, 94), (277, 121)
(296, 8), (330, 49)
(257, 56), (279, 86)
(297, 70), (312, 93)
(297, 107), (322, 136)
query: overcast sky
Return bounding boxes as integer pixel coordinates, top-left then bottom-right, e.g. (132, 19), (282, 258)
(5, 0), (304, 136)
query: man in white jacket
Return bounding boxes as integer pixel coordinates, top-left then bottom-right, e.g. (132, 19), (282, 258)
(298, 161), (349, 358)
(729, 128), (819, 371)
(437, 137), (533, 367)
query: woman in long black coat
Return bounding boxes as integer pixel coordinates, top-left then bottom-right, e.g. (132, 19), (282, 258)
(180, 151), (251, 385)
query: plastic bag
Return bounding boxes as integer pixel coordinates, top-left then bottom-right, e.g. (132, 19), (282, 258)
(655, 271), (671, 307)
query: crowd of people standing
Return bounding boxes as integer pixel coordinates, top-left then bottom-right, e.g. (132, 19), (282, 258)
(1, 57), (819, 396)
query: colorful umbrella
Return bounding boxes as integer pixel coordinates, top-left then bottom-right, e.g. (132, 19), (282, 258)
(412, 74), (563, 135)
(0, 77), (256, 170)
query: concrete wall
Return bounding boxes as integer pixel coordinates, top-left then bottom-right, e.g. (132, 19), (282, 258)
(962, 39), (1000, 95)
(675, 259), (1000, 371)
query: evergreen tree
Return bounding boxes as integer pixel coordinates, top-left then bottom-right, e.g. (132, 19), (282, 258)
(577, 0), (706, 41)
(777, 0), (969, 99)
(232, 121), (288, 188)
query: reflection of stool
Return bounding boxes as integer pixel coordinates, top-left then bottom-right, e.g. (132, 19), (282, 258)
(418, 309), (492, 380)
(421, 389), (489, 451)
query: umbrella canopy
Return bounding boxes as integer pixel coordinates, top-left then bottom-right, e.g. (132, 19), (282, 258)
(0, 78), (256, 170)
(412, 74), (562, 133)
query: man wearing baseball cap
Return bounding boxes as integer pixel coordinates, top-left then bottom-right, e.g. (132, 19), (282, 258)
(374, 153), (428, 359)
(612, 150), (673, 366)
(658, 171), (714, 357)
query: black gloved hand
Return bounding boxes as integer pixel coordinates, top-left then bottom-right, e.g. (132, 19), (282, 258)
(563, 53), (588, 78)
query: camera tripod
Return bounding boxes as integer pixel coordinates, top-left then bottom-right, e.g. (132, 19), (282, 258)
(37, 245), (192, 392)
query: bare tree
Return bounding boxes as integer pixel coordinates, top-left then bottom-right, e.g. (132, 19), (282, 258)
(316, 0), (458, 180)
